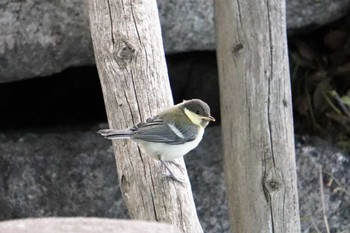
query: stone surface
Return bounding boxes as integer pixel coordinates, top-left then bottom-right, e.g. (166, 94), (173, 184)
(0, 0), (349, 82)
(0, 125), (229, 233)
(286, 0), (350, 31)
(295, 136), (350, 233)
(0, 128), (126, 219)
(0, 0), (94, 82)
(0, 126), (349, 232)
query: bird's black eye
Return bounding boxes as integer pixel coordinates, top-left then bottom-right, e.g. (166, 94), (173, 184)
(196, 110), (201, 115)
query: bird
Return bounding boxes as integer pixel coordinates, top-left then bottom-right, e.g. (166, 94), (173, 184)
(98, 99), (215, 182)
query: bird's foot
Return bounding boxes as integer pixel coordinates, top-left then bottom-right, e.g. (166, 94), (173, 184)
(163, 171), (185, 183)
(167, 161), (185, 172)
(160, 160), (185, 183)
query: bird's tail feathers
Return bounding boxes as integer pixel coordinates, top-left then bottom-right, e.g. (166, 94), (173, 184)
(97, 129), (133, 139)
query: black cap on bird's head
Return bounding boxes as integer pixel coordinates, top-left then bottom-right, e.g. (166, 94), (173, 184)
(181, 99), (215, 126)
(183, 99), (211, 117)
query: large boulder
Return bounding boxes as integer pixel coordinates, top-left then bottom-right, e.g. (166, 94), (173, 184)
(0, 126), (349, 232)
(0, 0), (349, 82)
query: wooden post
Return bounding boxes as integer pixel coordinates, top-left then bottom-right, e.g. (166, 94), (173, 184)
(0, 218), (182, 233)
(214, 0), (301, 232)
(88, 1), (203, 233)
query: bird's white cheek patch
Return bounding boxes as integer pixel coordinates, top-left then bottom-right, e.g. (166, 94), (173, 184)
(168, 124), (185, 138)
(184, 108), (202, 126)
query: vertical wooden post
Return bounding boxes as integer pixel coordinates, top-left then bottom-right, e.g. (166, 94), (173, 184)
(88, 1), (203, 233)
(214, 0), (301, 232)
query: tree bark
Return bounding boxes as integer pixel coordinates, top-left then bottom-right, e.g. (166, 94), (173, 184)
(88, 1), (203, 233)
(214, 1), (301, 233)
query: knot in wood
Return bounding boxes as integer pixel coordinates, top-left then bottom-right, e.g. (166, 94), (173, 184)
(232, 42), (244, 55)
(119, 44), (135, 58)
(266, 179), (280, 191)
(120, 175), (130, 193)
(113, 40), (135, 65)
(263, 168), (283, 198)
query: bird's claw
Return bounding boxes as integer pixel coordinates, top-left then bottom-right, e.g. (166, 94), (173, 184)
(163, 172), (185, 184)
(160, 160), (185, 183)
(163, 171), (185, 183)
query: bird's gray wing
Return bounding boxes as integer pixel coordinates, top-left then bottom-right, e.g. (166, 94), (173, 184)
(131, 119), (198, 145)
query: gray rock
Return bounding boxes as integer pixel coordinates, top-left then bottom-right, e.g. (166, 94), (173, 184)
(0, 0), (94, 82)
(0, 126), (349, 233)
(157, 0), (214, 52)
(1, 0), (349, 82)
(295, 136), (350, 233)
(287, 0), (350, 30)
(0, 129), (126, 219)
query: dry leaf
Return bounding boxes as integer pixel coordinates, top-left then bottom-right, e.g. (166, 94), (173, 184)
(307, 70), (328, 87)
(313, 78), (332, 114)
(294, 40), (316, 62)
(294, 95), (310, 116)
(328, 51), (347, 66)
(335, 62), (350, 76)
(326, 112), (349, 127)
(290, 51), (315, 69)
(323, 30), (349, 51)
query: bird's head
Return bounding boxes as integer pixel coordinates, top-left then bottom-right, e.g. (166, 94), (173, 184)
(181, 99), (215, 127)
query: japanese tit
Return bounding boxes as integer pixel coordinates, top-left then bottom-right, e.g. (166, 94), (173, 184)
(98, 99), (215, 182)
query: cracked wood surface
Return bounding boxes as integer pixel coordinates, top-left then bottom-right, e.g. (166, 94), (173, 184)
(0, 218), (181, 233)
(214, 0), (301, 232)
(88, 1), (203, 233)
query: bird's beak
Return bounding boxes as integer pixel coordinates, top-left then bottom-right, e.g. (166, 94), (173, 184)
(202, 116), (215, 122)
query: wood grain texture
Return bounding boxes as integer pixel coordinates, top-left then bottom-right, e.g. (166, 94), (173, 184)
(214, 0), (301, 232)
(0, 218), (181, 233)
(88, 1), (203, 232)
